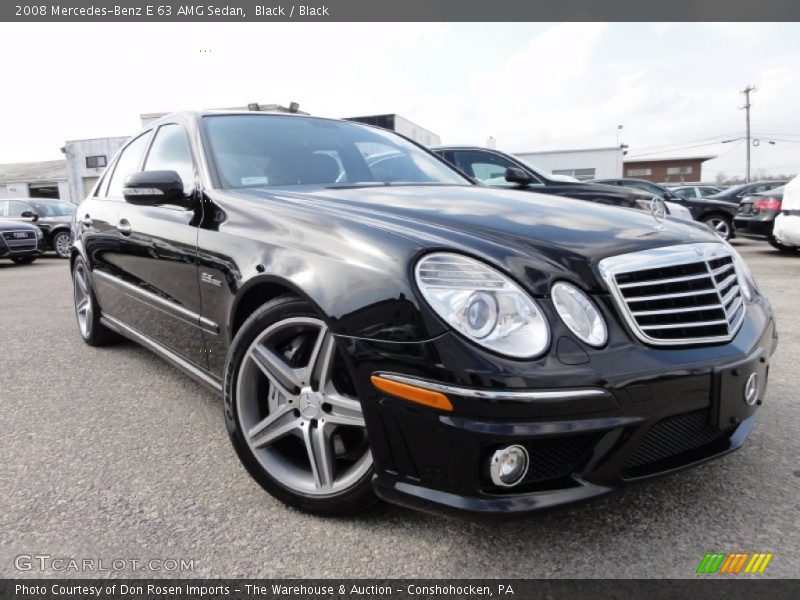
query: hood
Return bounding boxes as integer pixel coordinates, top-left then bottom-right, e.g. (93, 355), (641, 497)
(236, 184), (719, 294)
(0, 219), (39, 232)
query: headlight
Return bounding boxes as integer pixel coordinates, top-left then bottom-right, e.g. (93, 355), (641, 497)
(551, 282), (608, 347)
(415, 252), (550, 358)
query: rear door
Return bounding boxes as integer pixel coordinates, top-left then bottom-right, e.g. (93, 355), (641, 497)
(113, 122), (208, 368)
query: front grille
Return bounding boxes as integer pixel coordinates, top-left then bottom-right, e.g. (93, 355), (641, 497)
(2, 230), (37, 252)
(599, 243), (745, 346)
(623, 409), (737, 478)
(518, 433), (599, 484)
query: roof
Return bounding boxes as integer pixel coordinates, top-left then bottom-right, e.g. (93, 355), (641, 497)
(514, 146), (622, 155)
(624, 155), (717, 164)
(0, 160), (67, 184)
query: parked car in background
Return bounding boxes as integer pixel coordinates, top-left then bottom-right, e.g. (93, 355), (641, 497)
(431, 146), (690, 217)
(70, 111), (775, 517)
(705, 181), (787, 205)
(0, 219), (43, 264)
(0, 198), (75, 258)
(592, 178), (738, 240)
(734, 185), (797, 252)
(670, 185), (723, 199)
(772, 177), (800, 251)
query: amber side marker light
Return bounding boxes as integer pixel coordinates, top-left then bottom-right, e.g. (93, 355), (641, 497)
(370, 375), (453, 411)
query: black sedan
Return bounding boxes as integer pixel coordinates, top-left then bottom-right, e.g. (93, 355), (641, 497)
(70, 112), (776, 517)
(706, 181), (787, 205)
(593, 178), (739, 241)
(734, 186), (795, 252)
(2, 198), (75, 257)
(431, 146), (686, 216)
(0, 218), (43, 264)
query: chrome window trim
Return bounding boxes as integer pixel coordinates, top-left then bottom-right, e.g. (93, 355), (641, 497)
(374, 372), (609, 401)
(598, 242), (746, 347)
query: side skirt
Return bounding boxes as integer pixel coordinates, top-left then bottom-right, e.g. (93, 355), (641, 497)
(100, 313), (223, 394)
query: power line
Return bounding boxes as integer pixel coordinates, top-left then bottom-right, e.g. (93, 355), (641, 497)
(627, 140), (732, 158)
(629, 132), (742, 153)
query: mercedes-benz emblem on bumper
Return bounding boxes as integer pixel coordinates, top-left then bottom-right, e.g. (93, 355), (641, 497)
(744, 372), (759, 406)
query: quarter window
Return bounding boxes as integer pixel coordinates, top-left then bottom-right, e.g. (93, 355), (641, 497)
(106, 132), (153, 199)
(144, 124), (195, 194)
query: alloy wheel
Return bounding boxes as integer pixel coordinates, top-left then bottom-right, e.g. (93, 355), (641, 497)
(54, 232), (72, 258)
(73, 263), (93, 338)
(706, 217), (731, 241)
(235, 317), (371, 496)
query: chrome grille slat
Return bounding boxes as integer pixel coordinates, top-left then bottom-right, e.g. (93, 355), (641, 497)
(598, 243), (746, 346)
(632, 304), (723, 317)
(625, 289), (719, 303)
(617, 272), (712, 288)
(640, 319), (729, 331)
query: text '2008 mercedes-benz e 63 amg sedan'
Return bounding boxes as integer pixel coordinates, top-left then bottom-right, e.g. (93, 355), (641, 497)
(70, 111), (777, 517)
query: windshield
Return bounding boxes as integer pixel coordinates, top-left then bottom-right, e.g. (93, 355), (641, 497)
(204, 115), (470, 189)
(30, 201), (75, 216)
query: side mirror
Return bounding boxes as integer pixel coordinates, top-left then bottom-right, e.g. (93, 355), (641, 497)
(505, 166), (533, 186)
(20, 210), (39, 222)
(123, 171), (192, 208)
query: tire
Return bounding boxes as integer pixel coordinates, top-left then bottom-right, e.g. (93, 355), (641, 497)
(52, 230), (72, 258)
(768, 235), (799, 253)
(701, 214), (733, 241)
(224, 295), (376, 516)
(11, 256), (36, 265)
(72, 257), (116, 346)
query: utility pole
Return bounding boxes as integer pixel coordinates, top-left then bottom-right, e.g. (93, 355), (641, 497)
(741, 85), (756, 182)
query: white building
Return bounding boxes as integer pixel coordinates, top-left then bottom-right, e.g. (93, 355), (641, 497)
(513, 146), (623, 181)
(0, 160), (69, 200)
(62, 136), (129, 204)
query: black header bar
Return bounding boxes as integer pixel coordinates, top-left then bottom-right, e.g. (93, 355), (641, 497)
(3, 0), (800, 22)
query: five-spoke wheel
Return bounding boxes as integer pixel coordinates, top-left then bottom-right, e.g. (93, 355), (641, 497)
(225, 297), (375, 515)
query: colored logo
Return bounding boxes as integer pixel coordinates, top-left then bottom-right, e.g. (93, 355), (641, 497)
(696, 552), (773, 574)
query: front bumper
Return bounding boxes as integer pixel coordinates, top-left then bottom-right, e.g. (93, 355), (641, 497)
(339, 296), (776, 517)
(0, 234), (44, 258)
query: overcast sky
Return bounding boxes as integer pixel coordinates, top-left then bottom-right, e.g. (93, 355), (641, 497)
(1, 22), (798, 179)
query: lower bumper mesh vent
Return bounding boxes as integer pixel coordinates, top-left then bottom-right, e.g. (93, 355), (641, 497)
(624, 409), (737, 478)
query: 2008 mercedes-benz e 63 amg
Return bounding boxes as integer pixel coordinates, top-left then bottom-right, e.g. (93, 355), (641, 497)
(70, 112), (776, 516)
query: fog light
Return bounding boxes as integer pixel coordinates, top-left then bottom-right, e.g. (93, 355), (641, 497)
(490, 445), (529, 487)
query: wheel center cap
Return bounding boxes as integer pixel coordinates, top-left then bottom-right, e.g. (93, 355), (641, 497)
(298, 387), (323, 419)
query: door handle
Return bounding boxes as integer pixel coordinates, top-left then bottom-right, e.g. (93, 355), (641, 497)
(80, 215), (93, 227)
(117, 219), (132, 236)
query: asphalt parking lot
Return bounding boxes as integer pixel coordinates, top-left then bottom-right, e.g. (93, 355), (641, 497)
(1, 239), (798, 579)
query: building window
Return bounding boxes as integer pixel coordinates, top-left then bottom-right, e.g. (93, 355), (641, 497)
(552, 168), (596, 181)
(626, 167), (652, 176)
(85, 155), (107, 169)
(667, 166), (693, 175)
